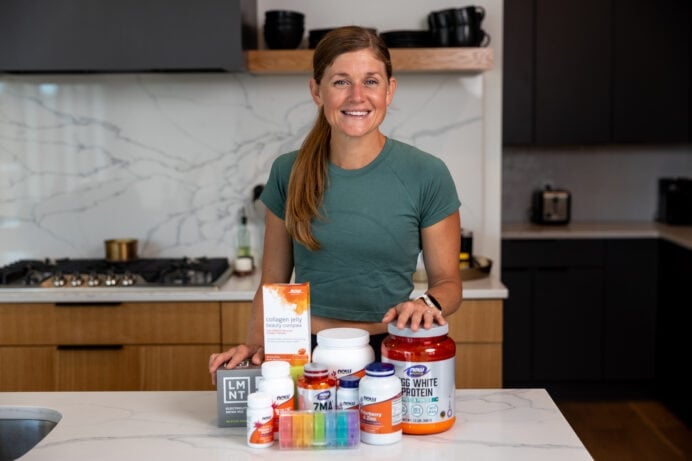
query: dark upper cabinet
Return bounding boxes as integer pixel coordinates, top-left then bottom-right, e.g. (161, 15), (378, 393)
(0, 0), (257, 72)
(534, 0), (612, 145)
(611, 0), (690, 143)
(503, 0), (690, 145)
(502, 0), (534, 145)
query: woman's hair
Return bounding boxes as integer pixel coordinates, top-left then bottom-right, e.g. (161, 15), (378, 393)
(285, 26), (392, 250)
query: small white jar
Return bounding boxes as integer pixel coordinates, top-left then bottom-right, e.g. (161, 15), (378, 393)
(312, 328), (375, 379)
(246, 391), (274, 448)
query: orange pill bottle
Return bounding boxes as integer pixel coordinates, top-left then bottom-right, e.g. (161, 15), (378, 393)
(297, 363), (337, 411)
(382, 321), (456, 434)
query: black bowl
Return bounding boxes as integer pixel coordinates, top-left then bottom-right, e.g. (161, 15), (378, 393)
(264, 24), (305, 49)
(265, 10), (304, 22)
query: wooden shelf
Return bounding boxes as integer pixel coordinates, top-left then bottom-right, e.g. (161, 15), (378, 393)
(245, 47), (493, 74)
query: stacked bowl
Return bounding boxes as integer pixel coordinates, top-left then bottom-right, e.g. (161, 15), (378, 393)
(264, 10), (305, 50)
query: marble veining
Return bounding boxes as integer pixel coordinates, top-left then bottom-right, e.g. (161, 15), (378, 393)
(0, 389), (592, 460)
(0, 73), (483, 266)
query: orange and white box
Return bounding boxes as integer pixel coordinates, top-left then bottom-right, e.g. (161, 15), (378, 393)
(262, 283), (311, 370)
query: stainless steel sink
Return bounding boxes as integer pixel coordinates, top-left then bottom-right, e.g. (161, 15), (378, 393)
(0, 408), (61, 461)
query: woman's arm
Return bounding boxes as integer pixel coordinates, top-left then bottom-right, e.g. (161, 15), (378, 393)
(420, 209), (463, 317)
(381, 210), (462, 330)
(209, 209), (293, 383)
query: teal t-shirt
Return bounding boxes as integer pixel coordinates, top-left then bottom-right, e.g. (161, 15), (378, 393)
(260, 137), (461, 322)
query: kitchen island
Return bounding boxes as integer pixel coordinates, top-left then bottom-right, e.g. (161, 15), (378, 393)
(0, 389), (592, 460)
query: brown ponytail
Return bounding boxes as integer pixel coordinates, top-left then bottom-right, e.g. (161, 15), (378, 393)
(285, 26), (392, 250)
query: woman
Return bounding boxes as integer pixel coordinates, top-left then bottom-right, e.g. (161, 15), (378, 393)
(210, 26), (462, 382)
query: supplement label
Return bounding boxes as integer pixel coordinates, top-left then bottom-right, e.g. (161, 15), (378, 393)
(247, 412), (274, 446)
(297, 388), (335, 411)
(337, 389), (359, 410)
(386, 357), (455, 425)
(263, 283), (311, 366)
(360, 394), (403, 434)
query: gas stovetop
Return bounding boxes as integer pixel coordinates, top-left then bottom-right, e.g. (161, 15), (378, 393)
(0, 257), (231, 288)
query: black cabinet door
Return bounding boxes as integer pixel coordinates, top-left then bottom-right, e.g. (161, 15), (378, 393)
(657, 240), (692, 425)
(502, 269), (533, 383)
(532, 267), (604, 380)
(604, 239), (657, 381)
(502, 0), (535, 145)
(612, 0), (690, 142)
(534, 0), (612, 144)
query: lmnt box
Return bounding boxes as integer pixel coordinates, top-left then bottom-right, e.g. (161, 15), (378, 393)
(216, 361), (263, 427)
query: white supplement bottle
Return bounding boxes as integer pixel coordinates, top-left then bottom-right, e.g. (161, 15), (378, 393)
(336, 375), (360, 410)
(258, 360), (295, 434)
(359, 362), (402, 445)
(246, 391), (274, 448)
(312, 327), (375, 379)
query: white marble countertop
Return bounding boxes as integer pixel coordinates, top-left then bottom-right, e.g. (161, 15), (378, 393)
(0, 272), (507, 303)
(503, 221), (692, 250)
(0, 389), (592, 461)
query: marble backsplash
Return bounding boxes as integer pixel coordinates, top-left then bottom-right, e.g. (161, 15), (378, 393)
(0, 73), (483, 266)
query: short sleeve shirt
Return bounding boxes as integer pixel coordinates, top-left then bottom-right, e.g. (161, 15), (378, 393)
(261, 137), (460, 322)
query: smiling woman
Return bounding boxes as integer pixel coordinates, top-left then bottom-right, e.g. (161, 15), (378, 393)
(209, 26), (463, 378)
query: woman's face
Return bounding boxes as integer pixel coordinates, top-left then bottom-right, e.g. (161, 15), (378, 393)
(310, 49), (396, 141)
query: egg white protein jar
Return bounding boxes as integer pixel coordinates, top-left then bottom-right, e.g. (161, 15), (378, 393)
(359, 362), (402, 445)
(382, 321), (456, 435)
(312, 328), (375, 379)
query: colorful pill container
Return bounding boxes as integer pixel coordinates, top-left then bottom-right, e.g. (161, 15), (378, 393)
(382, 321), (456, 434)
(278, 410), (359, 449)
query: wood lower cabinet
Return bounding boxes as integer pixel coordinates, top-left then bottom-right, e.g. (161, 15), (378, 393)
(221, 301), (252, 348)
(2, 298), (503, 391)
(0, 302), (220, 392)
(220, 299), (503, 389)
(0, 346), (56, 391)
(447, 299), (503, 388)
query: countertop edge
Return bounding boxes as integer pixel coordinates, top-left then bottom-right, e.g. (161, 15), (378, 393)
(502, 221), (692, 250)
(0, 274), (507, 303)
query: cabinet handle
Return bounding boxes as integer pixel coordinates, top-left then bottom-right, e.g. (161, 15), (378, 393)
(54, 302), (122, 307)
(57, 345), (124, 350)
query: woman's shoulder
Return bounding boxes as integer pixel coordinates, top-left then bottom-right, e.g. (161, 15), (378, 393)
(269, 150), (299, 175)
(385, 138), (448, 170)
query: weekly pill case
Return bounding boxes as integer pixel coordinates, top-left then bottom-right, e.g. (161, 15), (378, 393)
(278, 409), (359, 449)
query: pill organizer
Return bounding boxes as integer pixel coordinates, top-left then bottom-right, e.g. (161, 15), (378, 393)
(278, 410), (359, 449)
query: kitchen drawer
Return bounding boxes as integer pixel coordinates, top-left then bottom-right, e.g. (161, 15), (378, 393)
(54, 302), (221, 344)
(502, 239), (605, 268)
(0, 304), (56, 344)
(0, 346), (56, 391)
(221, 301), (252, 346)
(55, 344), (217, 391)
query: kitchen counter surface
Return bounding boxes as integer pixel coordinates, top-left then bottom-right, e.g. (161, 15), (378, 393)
(0, 389), (591, 461)
(0, 272), (507, 303)
(503, 221), (692, 250)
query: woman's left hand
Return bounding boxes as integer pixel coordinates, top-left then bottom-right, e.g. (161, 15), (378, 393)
(381, 297), (445, 332)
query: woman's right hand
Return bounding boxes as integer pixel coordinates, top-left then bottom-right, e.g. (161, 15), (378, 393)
(209, 344), (264, 385)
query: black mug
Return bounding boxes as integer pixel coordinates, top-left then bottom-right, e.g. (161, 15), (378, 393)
(456, 5), (485, 25)
(429, 5), (488, 47)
